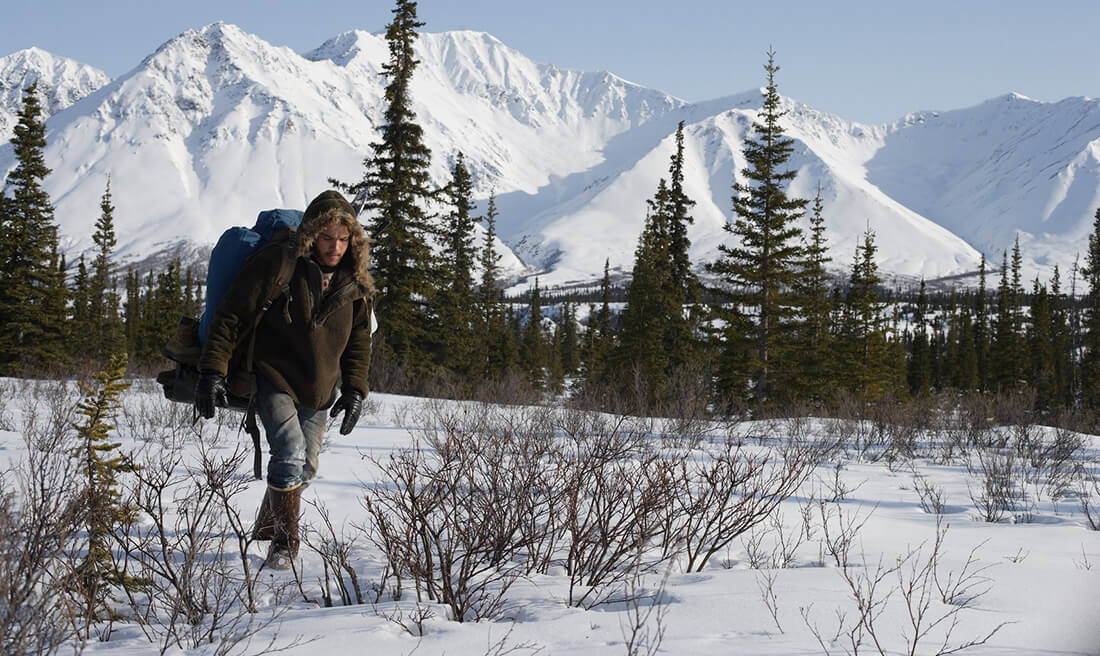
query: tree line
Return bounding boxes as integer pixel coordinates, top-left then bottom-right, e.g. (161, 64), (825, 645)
(2, 1), (1099, 421)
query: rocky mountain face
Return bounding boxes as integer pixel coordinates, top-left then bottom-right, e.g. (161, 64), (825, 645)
(0, 23), (1097, 288)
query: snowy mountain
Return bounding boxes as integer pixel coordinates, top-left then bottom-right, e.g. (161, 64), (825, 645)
(0, 47), (110, 144)
(0, 23), (1096, 288)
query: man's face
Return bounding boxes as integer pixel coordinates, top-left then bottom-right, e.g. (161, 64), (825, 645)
(314, 224), (351, 267)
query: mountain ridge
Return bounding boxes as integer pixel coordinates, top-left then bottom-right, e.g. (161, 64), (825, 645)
(0, 23), (1096, 288)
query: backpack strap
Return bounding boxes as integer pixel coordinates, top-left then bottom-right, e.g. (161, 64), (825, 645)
(239, 232), (299, 481)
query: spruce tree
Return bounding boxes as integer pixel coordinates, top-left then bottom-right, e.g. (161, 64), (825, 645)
(1081, 207), (1100, 408)
(581, 260), (616, 391)
(706, 50), (807, 404)
(1048, 267), (1074, 407)
(123, 266), (140, 359)
(475, 192), (509, 379)
(0, 82), (67, 373)
(435, 153), (478, 379)
(70, 254), (92, 359)
(992, 241), (1025, 391)
(974, 255), (991, 391)
(907, 279), (932, 396)
(520, 279), (545, 388)
(664, 121), (702, 374)
(89, 179), (125, 362)
(837, 229), (893, 400)
(785, 187), (833, 400)
(560, 299), (580, 377)
(70, 353), (139, 629)
(617, 180), (676, 406)
(335, 0), (435, 375)
(1027, 279), (1056, 411)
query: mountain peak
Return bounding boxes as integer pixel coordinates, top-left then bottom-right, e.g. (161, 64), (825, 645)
(0, 47), (109, 138)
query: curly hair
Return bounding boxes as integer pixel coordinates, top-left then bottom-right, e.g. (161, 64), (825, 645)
(296, 207), (375, 294)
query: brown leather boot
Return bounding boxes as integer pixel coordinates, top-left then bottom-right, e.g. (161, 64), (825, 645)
(264, 485), (301, 570)
(251, 488), (274, 541)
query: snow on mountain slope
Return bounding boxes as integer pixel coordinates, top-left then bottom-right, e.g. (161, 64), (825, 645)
(0, 23), (1095, 288)
(867, 93), (1100, 275)
(504, 93), (982, 287)
(0, 47), (110, 141)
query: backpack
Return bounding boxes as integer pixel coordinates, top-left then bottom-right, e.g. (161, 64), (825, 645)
(157, 208), (303, 477)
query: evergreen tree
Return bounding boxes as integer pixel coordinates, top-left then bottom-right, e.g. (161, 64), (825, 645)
(70, 353), (139, 629)
(837, 229), (894, 400)
(70, 254), (92, 358)
(88, 179), (125, 362)
(953, 293), (979, 390)
(664, 121), (703, 374)
(1048, 267), (1074, 407)
(907, 279), (932, 395)
(617, 180), (676, 406)
(559, 299), (580, 377)
(785, 187), (834, 400)
(123, 266), (140, 359)
(974, 255), (991, 391)
(474, 192), (510, 379)
(520, 279), (545, 388)
(435, 152), (478, 379)
(0, 82), (67, 373)
(992, 240), (1026, 391)
(581, 260), (616, 391)
(706, 50), (807, 404)
(1027, 279), (1056, 411)
(335, 0), (435, 375)
(1082, 207), (1100, 409)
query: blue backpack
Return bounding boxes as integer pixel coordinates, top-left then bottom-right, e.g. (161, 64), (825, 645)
(199, 208), (305, 342)
(158, 208), (304, 479)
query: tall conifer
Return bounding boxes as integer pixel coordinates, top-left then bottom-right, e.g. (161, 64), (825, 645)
(0, 82), (66, 373)
(706, 50), (808, 404)
(335, 0), (435, 374)
(435, 153), (478, 378)
(1081, 208), (1100, 408)
(89, 178), (125, 361)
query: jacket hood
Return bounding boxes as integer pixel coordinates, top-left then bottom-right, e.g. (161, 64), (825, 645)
(296, 190), (375, 294)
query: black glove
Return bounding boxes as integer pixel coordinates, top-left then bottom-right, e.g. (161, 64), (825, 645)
(330, 388), (363, 435)
(195, 371), (228, 419)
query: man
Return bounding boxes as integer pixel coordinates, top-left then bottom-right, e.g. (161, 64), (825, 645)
(195, 190), (374, 569)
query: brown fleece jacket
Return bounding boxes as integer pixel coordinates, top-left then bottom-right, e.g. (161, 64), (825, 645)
(198, 243), (373, 409)
(199, 191), (374, 409)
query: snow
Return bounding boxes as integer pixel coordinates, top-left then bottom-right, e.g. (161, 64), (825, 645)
(0, 24), (1097, 287)
(3, 377), (1098, 655)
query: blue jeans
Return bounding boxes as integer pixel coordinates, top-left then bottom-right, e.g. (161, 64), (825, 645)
(255, 376), (328, 489)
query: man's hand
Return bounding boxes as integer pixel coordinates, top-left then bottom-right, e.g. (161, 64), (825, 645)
(330, 388), (363, 435)
(195, 371), (228, 419)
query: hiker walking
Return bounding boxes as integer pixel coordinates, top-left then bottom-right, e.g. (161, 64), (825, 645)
(195, 190), (374, 569)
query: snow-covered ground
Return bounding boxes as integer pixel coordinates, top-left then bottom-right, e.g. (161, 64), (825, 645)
(2, 376), (1098, 655)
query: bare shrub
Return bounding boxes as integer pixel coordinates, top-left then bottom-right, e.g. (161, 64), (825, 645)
(817, 500), (874, 570)
(966, 449), (1019, 523)
(0, 435), (86, 654)
(743, 510), (806, 570)
(112, 427), (296, 653)
(803, 518), (1008, 656)
(619, 569), (670, 656)
(303, 499), (366, 607)
(912, 472), (947, 515)
(1077, 466), (1100, 531)
(756, 569), (784, 634)
(362, 401), (542, 621)
(561, 448), (678, 608)
(672, 434), (816, 573)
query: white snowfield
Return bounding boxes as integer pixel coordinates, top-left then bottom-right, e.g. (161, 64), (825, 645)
(1, 23), (1098, 287)
(1, 377), (1097, 655)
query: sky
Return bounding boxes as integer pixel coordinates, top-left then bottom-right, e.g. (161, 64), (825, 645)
(1, 0), (1098, 124)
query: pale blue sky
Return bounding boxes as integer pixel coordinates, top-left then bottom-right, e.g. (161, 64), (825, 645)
(3, 0), (1097, 124)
